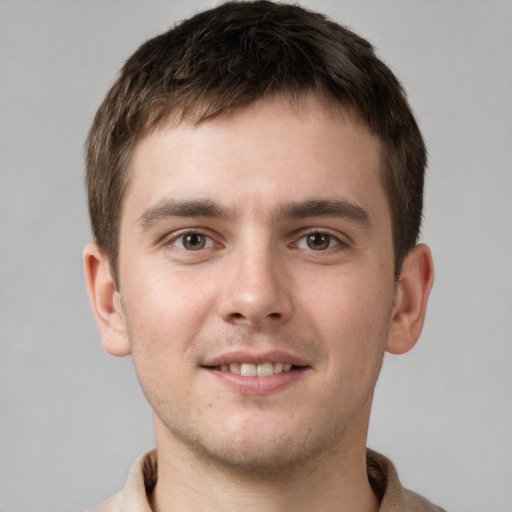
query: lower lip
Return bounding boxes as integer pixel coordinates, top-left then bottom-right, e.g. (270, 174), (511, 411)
(206, 367), (308, 394)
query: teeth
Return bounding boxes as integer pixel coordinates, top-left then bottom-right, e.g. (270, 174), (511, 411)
(240, 363), (257, 377)
(219, 362), (295, 376)
(257, 362), (273, 377)
(229, 363), (241, 374)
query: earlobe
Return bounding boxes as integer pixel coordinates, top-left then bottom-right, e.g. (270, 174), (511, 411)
(386, 243), (434, 355)
(83, 243), (131, 357)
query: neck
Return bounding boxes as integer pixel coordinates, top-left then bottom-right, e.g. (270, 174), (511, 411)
(150, 418), (379, 512)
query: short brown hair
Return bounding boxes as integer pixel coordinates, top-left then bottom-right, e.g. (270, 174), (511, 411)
(86, 0), (426, 283)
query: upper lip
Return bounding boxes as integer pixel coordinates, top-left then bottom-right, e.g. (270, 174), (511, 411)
(202, 350), (310, 368)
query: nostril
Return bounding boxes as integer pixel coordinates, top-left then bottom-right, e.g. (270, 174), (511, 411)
(228, 311), (281, 322)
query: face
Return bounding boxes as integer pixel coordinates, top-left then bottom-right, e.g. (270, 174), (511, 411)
(114, 96), (398, 471)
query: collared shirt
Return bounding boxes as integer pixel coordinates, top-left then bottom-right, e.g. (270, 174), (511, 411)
(89, 449), (446, 512)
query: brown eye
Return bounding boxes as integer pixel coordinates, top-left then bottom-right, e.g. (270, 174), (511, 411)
(296, 232), (340, 251)
(180, 233), (208, 250)
(306, 233), (331, 250)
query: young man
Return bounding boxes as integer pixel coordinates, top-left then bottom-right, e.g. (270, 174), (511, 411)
(83, 1), (442, 511)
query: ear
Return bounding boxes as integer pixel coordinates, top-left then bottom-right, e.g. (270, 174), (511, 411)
(386, 243), (434, 355)
(83, 242), (131, 357)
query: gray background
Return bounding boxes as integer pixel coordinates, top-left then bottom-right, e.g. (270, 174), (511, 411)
(1, 1), (511, 511)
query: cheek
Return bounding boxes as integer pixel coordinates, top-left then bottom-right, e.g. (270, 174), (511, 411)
(122, 260), (214, 333)
(307, 268), (392, 326)
(122, 277), (203, 408)
(302, 270), (393, 369)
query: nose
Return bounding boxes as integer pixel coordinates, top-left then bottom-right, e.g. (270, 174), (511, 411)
(217, 244), (293, 328)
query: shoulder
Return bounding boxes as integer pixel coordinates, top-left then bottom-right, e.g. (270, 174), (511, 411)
(85, 450), (156, 512)
(366, 449), (446, 512)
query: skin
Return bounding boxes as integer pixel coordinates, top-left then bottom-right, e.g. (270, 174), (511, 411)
(84, 95), (434, 512)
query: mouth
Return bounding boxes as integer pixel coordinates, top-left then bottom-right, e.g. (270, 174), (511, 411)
(202, 352), (309, 393)
(203, 351), (309, 375)
(216, 361), (296, 376)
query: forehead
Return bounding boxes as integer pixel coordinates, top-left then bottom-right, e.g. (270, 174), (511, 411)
(123, 95), (386, 223)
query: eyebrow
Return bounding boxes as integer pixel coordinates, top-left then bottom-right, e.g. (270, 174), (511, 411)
(138, 198), (370, 230)
(138, 199), (234, 229)
(277, 199), (371, 227)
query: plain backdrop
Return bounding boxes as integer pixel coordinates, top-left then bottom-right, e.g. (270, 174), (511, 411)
(1, 1), (511, 511)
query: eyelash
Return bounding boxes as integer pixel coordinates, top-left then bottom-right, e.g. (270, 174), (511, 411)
(293, 231), (347, 251)
(165, 229), (347, 253)
(167, 231), (216, 251)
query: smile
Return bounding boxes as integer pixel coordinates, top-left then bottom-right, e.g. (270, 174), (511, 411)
(217, 362), (294, 376)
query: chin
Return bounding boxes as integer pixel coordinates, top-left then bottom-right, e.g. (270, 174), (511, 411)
(188, 436), (327, 475)
(158, 409), (349, 476)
